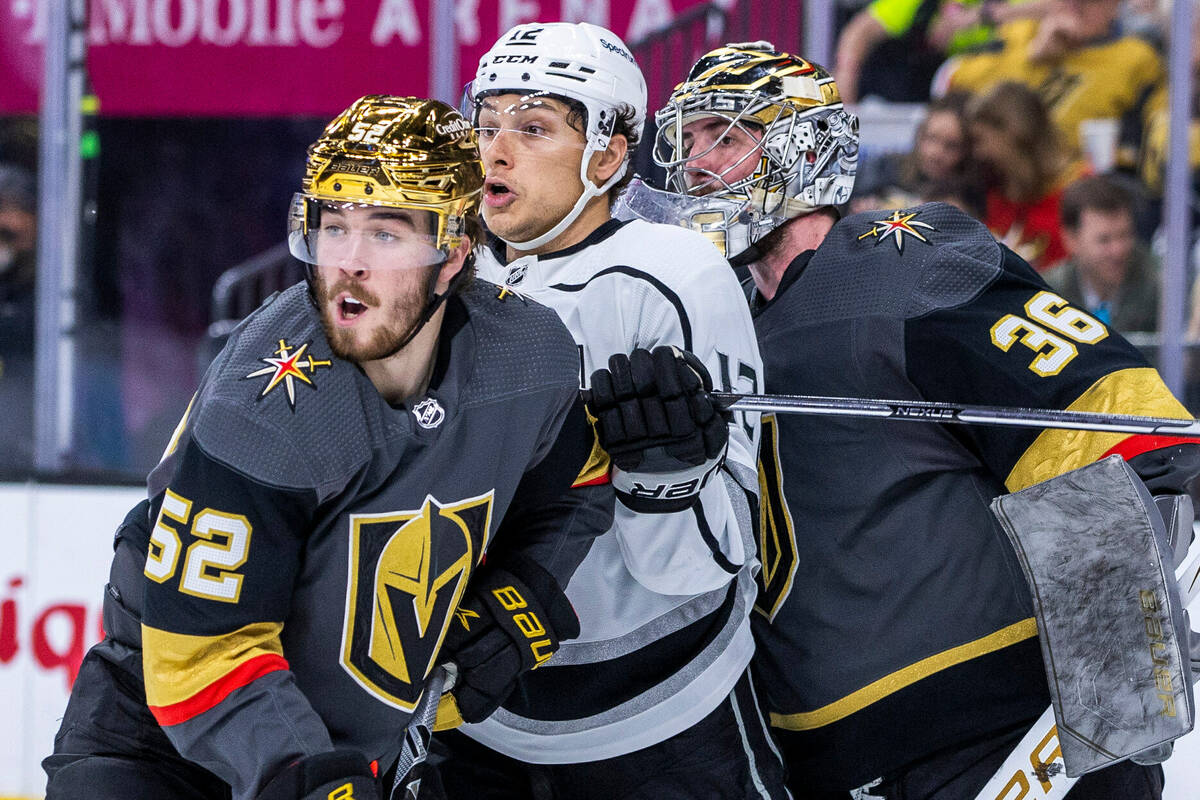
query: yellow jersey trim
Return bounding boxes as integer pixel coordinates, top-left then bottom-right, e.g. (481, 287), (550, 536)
(769, 618), (1038, 730)
(1004, 368), (1189, 492)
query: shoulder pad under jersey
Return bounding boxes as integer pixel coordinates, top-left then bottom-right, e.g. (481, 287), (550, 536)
(804, 202), (1004, 322)
(188, 283), (375, 495)
(458, 280), (581, 409)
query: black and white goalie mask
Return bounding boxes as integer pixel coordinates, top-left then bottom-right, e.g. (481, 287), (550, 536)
(647, 42), (858, 261)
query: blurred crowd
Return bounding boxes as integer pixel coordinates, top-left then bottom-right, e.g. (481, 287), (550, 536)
(843, 0), (1196, 337)
(6, 0), (1200, 478)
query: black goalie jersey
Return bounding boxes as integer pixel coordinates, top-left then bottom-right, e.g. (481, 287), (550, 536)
(748, 202), (1198, 790)
(88, 281), (610, 798)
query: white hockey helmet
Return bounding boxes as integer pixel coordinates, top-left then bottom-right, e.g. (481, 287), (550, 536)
(469, 22), (648, 251)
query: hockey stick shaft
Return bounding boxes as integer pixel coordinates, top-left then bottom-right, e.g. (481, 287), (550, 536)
(389, 665), (447, 800)
(711, 392), (1200, 438)
(975, 542), (1200, 800)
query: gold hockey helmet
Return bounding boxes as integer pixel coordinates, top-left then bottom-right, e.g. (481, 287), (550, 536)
(291, 95), (484, 259)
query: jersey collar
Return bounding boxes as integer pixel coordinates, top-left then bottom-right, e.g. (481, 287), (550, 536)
(750, 249), (815, 316)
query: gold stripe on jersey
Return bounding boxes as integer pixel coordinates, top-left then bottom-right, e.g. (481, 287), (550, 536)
(573, 425), (611, 487)
(1004, 368), (1189, 492)
(142, 620), (284, 708)
(768, 618), (1038, 730)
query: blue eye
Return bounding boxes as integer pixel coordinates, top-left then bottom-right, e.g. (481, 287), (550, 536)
(374, 230), (397, 242)
(323, 224), (346, 237)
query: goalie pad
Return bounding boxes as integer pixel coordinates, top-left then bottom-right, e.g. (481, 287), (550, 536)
(990, 455), (1194, 777)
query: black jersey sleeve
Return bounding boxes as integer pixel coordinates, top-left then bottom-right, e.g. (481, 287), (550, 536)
(140, 437), (332, 799)
(488, 395), (613, 587)
(905, 245), (1195, 492)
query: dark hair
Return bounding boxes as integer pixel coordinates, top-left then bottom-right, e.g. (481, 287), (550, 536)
(1059, 175), (1134, 230)
(452, 212), (486, 295)
(563, 99), (642, 205)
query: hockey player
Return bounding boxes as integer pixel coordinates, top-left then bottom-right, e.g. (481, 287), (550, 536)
(643, 42), (1198, 799)
(432, 22), (787, 799)
(41, 95), (616, 800)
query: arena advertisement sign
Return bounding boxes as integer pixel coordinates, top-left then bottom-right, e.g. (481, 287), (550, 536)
(0, 0), (706, 116)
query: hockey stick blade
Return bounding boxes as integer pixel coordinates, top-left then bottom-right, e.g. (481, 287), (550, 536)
(711, 392), (1200, 438)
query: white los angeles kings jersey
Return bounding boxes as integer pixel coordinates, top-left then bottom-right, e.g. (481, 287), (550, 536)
(462, 218), (764, 762)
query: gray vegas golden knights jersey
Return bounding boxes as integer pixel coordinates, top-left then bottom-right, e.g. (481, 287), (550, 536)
(109, 281), (608, 799)
(463, 218), (764, 763)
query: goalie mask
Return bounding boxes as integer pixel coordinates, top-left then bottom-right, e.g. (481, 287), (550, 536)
(290, 95), (484, 353)
(465, 22), (647, 251)
(650, 42), (858, 262)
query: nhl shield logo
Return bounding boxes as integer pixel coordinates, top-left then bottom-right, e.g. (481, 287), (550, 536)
(341, 492), (494, 709)
(412, 397), (445, 429)
(505, 263), (528, 286)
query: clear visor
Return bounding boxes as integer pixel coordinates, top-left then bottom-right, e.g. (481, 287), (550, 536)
(465, 88), (588, 157)
(287, 194), (447, 272)
(653, 107), (768, 197)
(613, 177), (717, 226)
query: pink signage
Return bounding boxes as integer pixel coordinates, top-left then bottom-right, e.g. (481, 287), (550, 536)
(0, 0), (709, 116)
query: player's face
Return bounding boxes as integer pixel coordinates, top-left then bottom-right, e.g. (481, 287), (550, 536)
(916, 110), (966, 181)
(1065, 207), (1136, 288)
(475, 94), (589, 244)
(678, 116), (764, 195)
(310, 204), (444, 363)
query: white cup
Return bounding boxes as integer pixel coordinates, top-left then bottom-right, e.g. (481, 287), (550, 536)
(1079, 118), (1119, 173)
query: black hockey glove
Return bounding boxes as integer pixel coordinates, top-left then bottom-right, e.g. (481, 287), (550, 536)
(256, 750), (380, 800)
(584, 346), (730, 512)
(439, 554), (579, 724)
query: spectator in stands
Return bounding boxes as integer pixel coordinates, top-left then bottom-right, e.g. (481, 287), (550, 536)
(836, 0), (1047, 103)
(967, 81), (1083, 269)
(1135, 5), (1200, 198)
(851, 91), (983, 213)
(0, 164), (37, 471)
(1044, 175), (1159, 333)
(947, 0), (1163, 156)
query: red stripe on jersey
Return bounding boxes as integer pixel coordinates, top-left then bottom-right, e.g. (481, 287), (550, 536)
(1100, 435), (1198, 462)
(149, 652), (289, 727)
(573, 472), (611, 488)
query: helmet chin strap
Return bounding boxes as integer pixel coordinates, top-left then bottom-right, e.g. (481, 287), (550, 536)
(497, 148), (627, 253)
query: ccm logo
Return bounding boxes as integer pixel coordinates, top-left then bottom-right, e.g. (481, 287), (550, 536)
(491, 585), (555, 666)
(492, 54), (537, 64)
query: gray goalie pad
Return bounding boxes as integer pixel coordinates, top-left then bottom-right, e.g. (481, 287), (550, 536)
(990, 455), (1194, 776)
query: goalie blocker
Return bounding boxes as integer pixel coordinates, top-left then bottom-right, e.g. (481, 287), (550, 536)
(990, 456), (1196, 781)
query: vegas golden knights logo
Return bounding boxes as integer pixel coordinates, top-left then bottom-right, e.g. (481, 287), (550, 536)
(341, 492), (494, 709)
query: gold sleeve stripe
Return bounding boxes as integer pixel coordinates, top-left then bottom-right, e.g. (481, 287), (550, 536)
(768, 618), (1038, 731)
(142, 621), (285, 717)
(573, 426), (611, 488)
(1004, 368), (1190, 493)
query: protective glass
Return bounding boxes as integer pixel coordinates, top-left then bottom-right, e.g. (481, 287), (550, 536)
(466, 90), (589, 157)
(287, 195), (447, 272)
